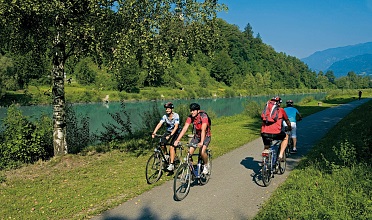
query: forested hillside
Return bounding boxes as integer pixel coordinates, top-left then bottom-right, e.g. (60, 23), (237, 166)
(1, 3), (370, 101)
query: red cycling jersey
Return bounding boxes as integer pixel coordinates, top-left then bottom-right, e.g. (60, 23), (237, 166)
(186, 112), (211, 138)
(261, 108), (288, 134)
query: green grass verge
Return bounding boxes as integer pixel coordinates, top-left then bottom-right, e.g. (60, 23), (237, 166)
(253, 100), (372, 220)
(0, 97), (370, 219)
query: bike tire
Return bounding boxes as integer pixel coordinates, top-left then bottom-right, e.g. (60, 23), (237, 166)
(145, 153), (163, 184)
(278, 152), (286, 174)
(261, 157), (272, 186)
(199, 150), (212, 185)
(285, 142), (291, 157)
(173, 163), (191, 201)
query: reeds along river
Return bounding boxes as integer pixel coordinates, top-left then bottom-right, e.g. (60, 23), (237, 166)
(0, 93), (326, 133)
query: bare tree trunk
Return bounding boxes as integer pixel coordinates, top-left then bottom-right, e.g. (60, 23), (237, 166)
(52, 32), (67, 156)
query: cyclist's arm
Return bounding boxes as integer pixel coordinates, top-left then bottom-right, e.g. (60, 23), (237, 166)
(281, 108), (292, 129)
(199, 122), (207, 147)
(171, 123), (179, 136)
(174, 122), (190, 146)
(152, 121), (163, 137)
(296, 109), (302, 121)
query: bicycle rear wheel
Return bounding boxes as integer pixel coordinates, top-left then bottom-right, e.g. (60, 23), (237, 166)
(278, 152), (286, 174)
(287, 138), (293, 156)
(145, 153), (163, 184)
(261, 157), (272, 186)
(173, 163), (191, 201)
(199, 150), (212, 185)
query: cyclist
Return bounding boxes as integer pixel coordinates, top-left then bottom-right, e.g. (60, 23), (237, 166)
(174, 103), (211, 175)
(152, 102), (181, 172)
(283, 100), (302, 153)
(261, 96), (291, 161)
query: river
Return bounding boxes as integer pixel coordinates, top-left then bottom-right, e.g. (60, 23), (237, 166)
(0, 93), (326, 133)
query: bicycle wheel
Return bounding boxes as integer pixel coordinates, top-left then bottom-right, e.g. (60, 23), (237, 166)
(287, 138), (294, 155)
(145, 153), (163, 184)
(173, 163), (191, 201)
(261, 156), (272, 186)
(199, 151), (212, 185)
(278, 152), (286, 174)
(285, 141), (291, 157)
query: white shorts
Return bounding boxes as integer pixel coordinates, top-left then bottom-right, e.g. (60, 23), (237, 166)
(283, 122), (297, 138)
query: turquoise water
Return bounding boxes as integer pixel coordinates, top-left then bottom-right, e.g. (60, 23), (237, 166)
(0, 93), (326, 133)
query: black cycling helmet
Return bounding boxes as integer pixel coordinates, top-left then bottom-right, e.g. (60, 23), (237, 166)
(189, 103), (200, 111)
(271, 96), (282, 103)
(286, 100), (294, 106)
(164, 102), (174, 109)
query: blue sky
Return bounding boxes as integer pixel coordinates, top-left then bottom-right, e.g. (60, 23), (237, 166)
(217, 0), (372, 59)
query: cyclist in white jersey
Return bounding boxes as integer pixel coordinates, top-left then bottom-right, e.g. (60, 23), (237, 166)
(152, 102), (181, 171)
(283, 100), (302, 153)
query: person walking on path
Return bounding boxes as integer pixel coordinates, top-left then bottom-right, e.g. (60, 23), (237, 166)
(284, 100), (302, 153)
(358, 90), (362, 100)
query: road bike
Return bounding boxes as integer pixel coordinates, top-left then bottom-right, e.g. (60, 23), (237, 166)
(145, 134), (184, 184)
(261, 136), (286, 187)
(173, 142), (212, 201)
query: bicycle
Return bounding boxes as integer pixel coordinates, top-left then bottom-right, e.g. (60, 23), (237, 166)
(261, 136), (287, 187)
(285, 130), (293, 157)
(173, 142), (212, 201)
(145, 134), (184, 184)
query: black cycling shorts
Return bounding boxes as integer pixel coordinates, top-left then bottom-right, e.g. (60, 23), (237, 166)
(261, 131), (286, 146)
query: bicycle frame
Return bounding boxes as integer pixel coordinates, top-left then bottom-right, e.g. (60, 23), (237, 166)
(261, 138), (286, 187)
(173, 142), (212, 201)
(145, 134), (183, 184)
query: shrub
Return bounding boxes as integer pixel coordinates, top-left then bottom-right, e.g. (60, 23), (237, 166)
(0, 105), (53, 169)
(244, 100), (263, 119)
(65, 104), (91, 154)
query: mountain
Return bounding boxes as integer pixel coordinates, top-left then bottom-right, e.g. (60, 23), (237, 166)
(301, 42), (372, 73)
(327, 54), (372, 78)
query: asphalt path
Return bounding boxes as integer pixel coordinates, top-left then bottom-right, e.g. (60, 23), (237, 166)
(91, 98), (370, 220)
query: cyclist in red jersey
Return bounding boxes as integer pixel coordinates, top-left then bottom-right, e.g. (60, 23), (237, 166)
(174, 103), (211, 175)
(261, 96), (292, 161)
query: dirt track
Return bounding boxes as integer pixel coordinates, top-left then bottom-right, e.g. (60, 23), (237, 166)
(91, 98), (370, 220)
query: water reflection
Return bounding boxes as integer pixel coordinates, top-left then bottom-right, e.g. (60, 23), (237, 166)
(0, 93), (326, 133)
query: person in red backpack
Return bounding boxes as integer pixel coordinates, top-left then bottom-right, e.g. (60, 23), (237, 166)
(174, 103), (211, 175)
(261, 96), (291, 161)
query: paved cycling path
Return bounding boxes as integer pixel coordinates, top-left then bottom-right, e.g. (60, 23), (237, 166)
(92, 98), (370, 220)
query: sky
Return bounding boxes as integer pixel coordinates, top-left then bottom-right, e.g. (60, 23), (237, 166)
(217, 0), (372, 59)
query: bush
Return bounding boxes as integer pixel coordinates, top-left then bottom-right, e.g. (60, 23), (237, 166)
(65, 104), (91, 154)
(0, 104), (53, 169)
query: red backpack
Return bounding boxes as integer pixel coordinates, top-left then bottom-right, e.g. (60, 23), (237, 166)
(261, 100), (280, 124)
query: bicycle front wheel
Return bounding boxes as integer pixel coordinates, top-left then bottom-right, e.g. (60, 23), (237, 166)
(173, 163), (191, 201)
(261, 157), (272, 186)
(199, 150), (212, 185)
(145, 153), (163, 184)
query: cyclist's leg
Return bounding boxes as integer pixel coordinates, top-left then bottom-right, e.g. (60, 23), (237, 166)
(277, 131), (288, 159)
(160, 133), (169, 155)
(169, 130), (181, 164)
(200, 136), (211, 165)
(261, 133), (272, 152)
(291, 122), (298, 150)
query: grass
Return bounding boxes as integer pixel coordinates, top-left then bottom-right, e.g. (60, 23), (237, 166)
(0, 94), (371, 219)
(253, 99), (372, 220)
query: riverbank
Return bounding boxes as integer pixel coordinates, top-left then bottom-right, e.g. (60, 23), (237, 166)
(0, 85), (332, 107)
